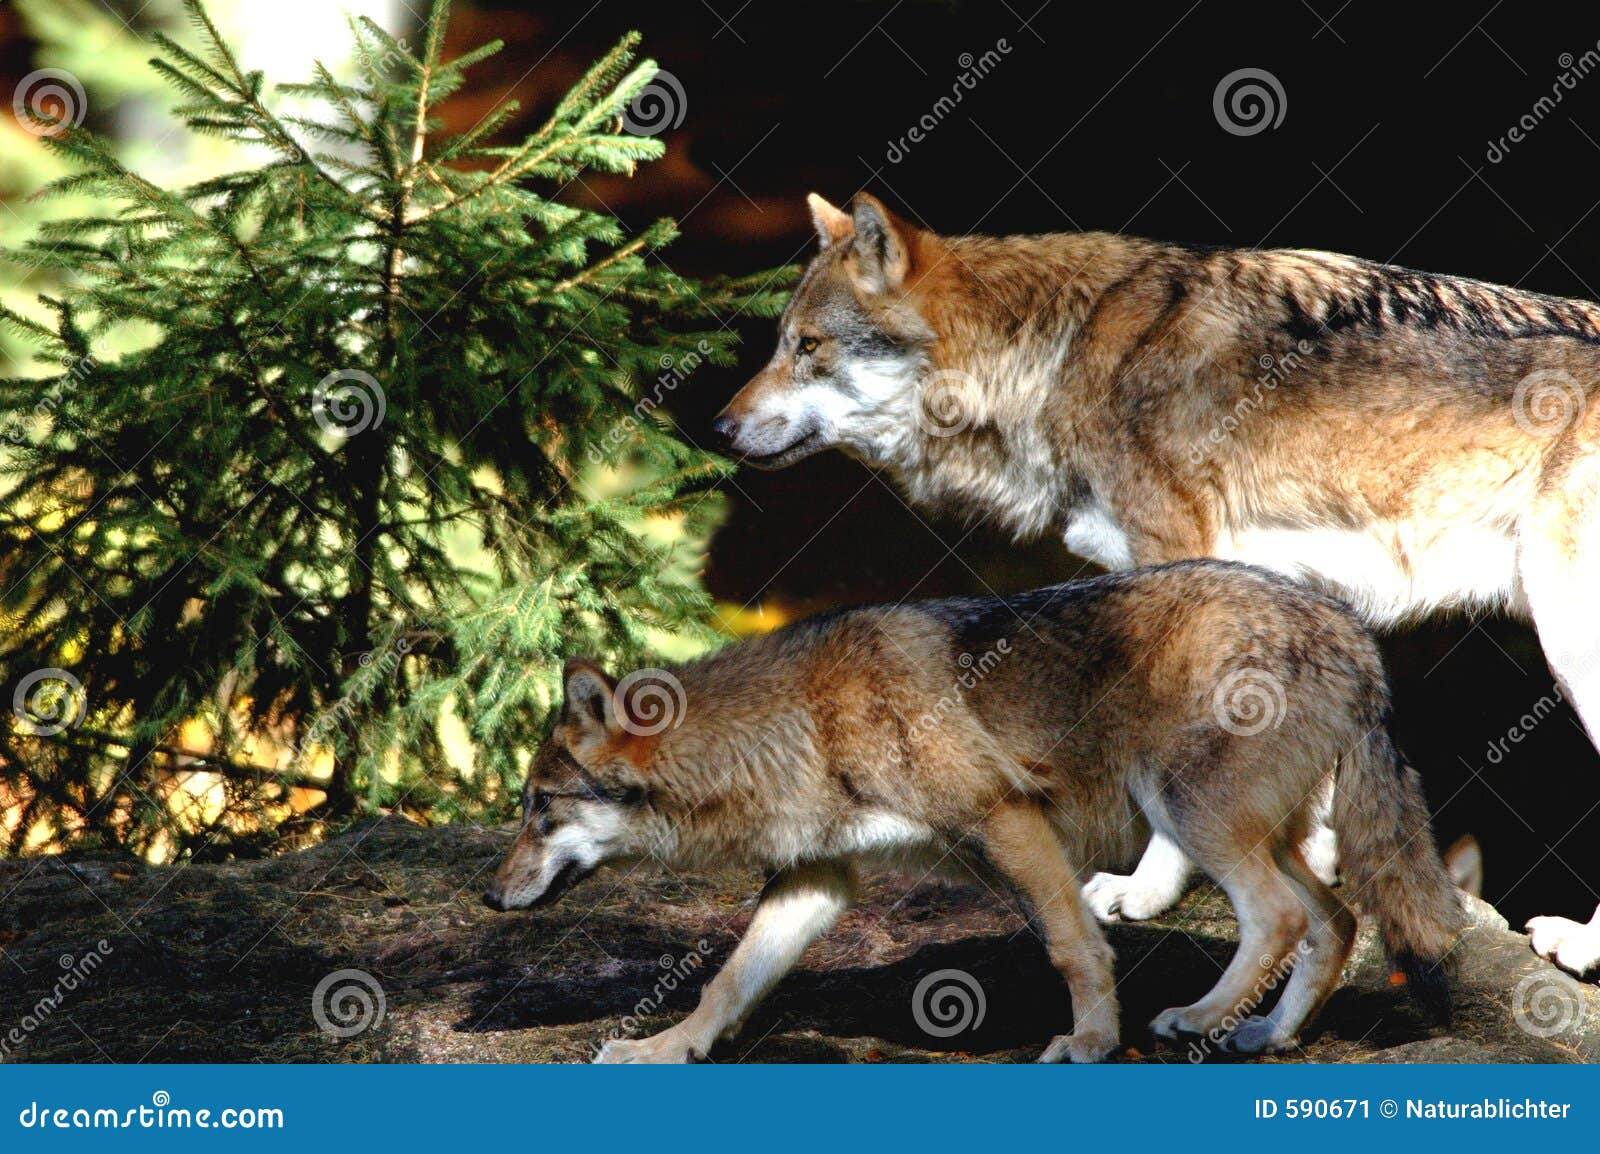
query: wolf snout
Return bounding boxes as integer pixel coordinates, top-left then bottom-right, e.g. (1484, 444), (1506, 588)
(710, 414), (740, 446)
(481, 886), (508, 911)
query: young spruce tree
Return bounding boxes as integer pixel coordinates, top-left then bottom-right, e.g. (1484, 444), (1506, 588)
(0, 0), (787, 857)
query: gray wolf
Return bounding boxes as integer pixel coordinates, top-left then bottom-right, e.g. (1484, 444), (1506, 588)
(483, 562), (1460, 1063)
(712, 194), (1600, 975)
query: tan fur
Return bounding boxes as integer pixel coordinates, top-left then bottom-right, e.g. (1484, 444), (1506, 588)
(484, 562), (1462, 1062)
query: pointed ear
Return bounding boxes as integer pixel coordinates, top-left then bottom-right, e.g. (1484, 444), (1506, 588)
(849, 193), (911, 292)
(561, 658), (617, 740)
(807, 192), (853, 250)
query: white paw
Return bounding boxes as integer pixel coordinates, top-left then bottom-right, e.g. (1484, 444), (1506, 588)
(1221, 1014), (1294, 1055)
(1083, 871), (1178, 922)
(1150, 1005), (1209, 1039)
(593, 1029), (704, 1064)
(1526, 911), (1600, 979)
(1038, 1029), (1116, 1064)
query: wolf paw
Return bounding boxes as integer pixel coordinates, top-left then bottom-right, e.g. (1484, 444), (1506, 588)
(1221, 1015), (1295, 1055)
(593, 1029), (705, 1064)
(1083, 871), (1179, 922)
(1526, 907), (1600, 979)
(1038, 1029), (1117, 1064)
(1149, 1005), (1211, 1039)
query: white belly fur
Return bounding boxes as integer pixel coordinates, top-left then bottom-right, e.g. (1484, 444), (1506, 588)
(1213, 521), (1523, 626)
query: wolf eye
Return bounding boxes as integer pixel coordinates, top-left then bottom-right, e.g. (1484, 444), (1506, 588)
(796, 336), (820, 356)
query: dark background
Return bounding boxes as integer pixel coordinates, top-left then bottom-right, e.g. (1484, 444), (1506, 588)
(9, 0), (1600, 926)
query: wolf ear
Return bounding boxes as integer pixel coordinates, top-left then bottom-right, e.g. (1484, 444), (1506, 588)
(561, 658), (617, 740)
(807, 192), (853, 250)
(849, 193), (910, 292)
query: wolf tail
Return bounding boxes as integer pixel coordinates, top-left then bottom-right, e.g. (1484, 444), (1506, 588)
(1332, 724), (1464, 1021)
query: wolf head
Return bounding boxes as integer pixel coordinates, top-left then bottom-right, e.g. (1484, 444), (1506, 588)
(713, 193), (937, 469)
(482, 660), (668, 911)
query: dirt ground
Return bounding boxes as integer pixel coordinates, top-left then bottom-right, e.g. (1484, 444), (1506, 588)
(2, 817), (1596, 1064)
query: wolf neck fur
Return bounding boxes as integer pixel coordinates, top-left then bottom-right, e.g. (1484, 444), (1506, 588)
(872, 231), (1134, 539)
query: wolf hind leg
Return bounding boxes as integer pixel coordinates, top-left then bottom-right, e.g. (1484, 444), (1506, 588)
(980, 800), (1120, 1063)
(1223, 846), (1356, 1054)
(1083, 831), (1194, 922)
(1519, 457), (1600, 977)
(594, 861), (855, 1063)
(1149, 842), (1307, 1044)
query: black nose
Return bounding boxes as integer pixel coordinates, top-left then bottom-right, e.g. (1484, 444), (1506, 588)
(482, 889), (505, 911)
(711, 415), (739, 446)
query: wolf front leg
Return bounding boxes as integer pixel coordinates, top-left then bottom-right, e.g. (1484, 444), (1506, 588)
(981, 801), (1120, 1063)
(1082, 831), (1194, 922)
(593, 861), (855, 1063)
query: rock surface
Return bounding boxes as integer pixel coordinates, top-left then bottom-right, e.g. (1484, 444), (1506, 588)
(1, 818), (1596, 1063)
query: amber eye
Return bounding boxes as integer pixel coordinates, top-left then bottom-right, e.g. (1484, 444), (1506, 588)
(796, 336), (820, 356)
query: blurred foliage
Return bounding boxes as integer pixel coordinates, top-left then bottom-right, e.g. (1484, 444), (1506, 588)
(0, 0), (792, 859)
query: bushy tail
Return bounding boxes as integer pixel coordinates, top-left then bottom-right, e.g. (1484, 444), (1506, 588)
(1333, 725), (1464, 1021)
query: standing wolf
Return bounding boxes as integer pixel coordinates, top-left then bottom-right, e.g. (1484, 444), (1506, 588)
(713, 193), (1600, 975)
(484, 563), (1459, 1063)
